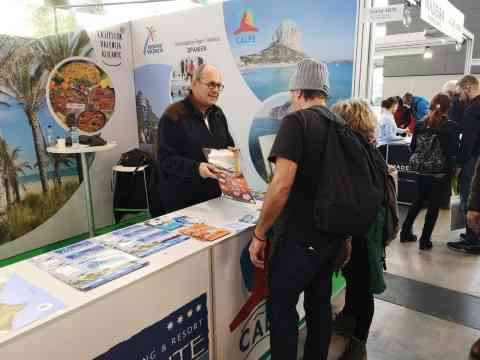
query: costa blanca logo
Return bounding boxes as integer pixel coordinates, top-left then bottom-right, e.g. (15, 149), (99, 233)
(234, 11), (259, 45)
(144, 26), (164, 56)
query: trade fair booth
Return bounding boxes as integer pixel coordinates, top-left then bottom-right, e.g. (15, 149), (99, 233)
(0, 0), (472, 359)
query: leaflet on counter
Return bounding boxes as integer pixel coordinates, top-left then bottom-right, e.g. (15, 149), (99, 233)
(0, 272), (64, 332)
(31, 240), (148, 291)
(98, 223), (190, 258)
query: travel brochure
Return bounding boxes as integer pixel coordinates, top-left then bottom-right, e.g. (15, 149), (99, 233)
(31, 240), (148, 291)
(204, 148), (256, 204)
(98, 224), (190, 258)
(29, 214), (239, 291)
(0, 273), (64, 332)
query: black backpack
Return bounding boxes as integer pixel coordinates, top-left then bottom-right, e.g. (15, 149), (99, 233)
(117, 148), (153, 170)
(306, 107), (386, 237)
(408, 128), (447, 174)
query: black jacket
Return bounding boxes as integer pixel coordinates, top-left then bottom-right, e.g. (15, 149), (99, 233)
(411, 120), (460, 174)
(458, 95), (480, 166)
(156, 96), (234, 213)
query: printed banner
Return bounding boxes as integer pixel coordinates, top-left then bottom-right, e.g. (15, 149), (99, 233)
(96, 293), (209, 360)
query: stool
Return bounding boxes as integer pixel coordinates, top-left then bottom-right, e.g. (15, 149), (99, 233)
(112, 165), (151, 223)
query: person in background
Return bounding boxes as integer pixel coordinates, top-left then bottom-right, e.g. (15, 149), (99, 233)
(249, 59), (350, 360)
(154, 64), (234, 214)
(403, 92), (430, 123)
(443, 80), (465, 125)
(331, 99), (387, 360)
(401, 94), (459, 250)
(377, 97), (409, 148)
(394, 96), (416, 133)
(448, 75), (480, 253)
(466, 160), (480, 359)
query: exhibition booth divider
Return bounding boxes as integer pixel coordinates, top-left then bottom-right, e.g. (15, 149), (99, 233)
(0, 0), (359, 358)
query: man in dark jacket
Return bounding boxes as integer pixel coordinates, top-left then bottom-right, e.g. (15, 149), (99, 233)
(154, 64), (234, 213)
(448, 75), (480, 252)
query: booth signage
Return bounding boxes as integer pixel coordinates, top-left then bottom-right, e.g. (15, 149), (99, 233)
(421, 0), (465, 43)
(363, 5), (405, 23)
(95, 294), (209, 360)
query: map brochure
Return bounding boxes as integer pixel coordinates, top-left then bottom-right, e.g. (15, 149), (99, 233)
(31, 240), (148, 291)
(179, 223), (232, 242)
(0, 273), (64, 332)
(97, 224), (190, 258)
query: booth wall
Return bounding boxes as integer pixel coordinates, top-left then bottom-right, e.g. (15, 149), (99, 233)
(0, 24), (138, 260)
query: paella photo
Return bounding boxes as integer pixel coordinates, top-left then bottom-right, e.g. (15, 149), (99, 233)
(47, 58), (115, 134)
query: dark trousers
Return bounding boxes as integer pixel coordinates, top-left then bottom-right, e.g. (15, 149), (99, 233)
(460, 158), (480, 245)
(402, 175), (449, 242)
(342, 237), (374, 341)
(267, 239), (340, 360)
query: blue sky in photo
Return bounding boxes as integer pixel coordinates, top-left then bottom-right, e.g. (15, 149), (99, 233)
(223, 0), (357, 62)
(134, 64), (173, 117)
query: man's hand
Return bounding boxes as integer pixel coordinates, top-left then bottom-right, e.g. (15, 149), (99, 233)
(249, 236), (267, 269)
(199, 162), (219, 179)
(467, 210), (480, 235)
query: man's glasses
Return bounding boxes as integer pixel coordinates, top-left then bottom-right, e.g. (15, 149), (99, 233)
(199, 80), (225, 92)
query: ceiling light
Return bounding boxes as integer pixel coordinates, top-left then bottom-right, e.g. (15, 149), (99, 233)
(456, 41), (464, 52)
(423, 47), (433, 60)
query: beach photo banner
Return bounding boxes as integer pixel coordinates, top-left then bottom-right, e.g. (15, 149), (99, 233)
(0, 23), (138, 260)
(131, 0), (357, 191)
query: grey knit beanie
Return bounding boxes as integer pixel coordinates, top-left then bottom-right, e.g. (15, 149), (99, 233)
(289, 58), (330, 95)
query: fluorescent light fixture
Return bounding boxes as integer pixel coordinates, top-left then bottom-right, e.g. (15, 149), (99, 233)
(423, 47), (433, 60)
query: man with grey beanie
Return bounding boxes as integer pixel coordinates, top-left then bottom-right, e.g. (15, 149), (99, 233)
(250, 58), (351, 360)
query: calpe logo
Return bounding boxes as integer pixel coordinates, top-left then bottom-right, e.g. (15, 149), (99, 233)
(234, 11), (259, 45)
(144, 26), (164, 56)
(230, 246), (270, 360)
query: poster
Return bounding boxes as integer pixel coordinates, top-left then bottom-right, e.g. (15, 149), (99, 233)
(131, 0), (356, 191)
(0, 23), (138, 260)
(96, 294), (209, 360)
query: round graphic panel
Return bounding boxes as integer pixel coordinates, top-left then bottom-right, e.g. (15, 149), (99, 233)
(47, 57), (115, 134)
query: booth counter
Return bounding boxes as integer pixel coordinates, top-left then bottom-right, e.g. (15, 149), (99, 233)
(0, 198), (324, 360)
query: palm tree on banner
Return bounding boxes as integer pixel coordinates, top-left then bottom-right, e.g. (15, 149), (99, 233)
(31, 30), (93, 72)
(0, 35), (24, 109)
(0, 136), (12, 206)
(50, 153), (73, 187)
(0, 49), (50, 194)
(5, 146), (32, 203)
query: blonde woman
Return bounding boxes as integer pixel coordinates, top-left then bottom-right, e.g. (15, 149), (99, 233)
(330, 99), (385, 360)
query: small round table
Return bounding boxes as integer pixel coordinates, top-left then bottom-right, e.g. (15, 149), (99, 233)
(47, 143), (117, 237)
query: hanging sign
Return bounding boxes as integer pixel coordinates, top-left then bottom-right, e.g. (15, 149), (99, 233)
(363, 5), (405, 23)
(421, 0), (465, 43)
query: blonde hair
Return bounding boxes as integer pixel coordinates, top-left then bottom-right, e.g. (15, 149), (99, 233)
(330, 99), (377, 143)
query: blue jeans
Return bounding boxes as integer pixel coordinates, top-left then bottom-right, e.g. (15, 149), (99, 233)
(460, 157), (480, 245)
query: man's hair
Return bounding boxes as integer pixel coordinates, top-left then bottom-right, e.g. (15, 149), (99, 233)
(458, 75), (479, 90)
(299, 89), (328, 101)
(193, 64), (208, 82)
(404, 92), (413, 101)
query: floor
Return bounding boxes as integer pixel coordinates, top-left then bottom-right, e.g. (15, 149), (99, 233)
(297, 205), (480, 359)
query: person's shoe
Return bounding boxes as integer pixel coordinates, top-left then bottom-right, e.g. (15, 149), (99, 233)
(471, 338), (480, 359)
(400, 231), (417, 243)
(333, 311), (356, 338)
(338, 337), (367, 360)
(419, 240), (433, 250)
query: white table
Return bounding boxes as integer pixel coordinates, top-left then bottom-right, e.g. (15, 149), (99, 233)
(47, 143), (117, 237)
